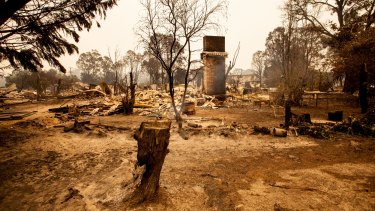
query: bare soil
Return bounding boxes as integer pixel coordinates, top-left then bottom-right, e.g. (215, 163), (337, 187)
(0, 100), (374, 210)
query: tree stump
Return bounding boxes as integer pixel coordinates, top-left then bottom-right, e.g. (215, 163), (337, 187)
(122, 72), (136, 115)
(125, 120), (171, 206)
(328, 111), (343, 121)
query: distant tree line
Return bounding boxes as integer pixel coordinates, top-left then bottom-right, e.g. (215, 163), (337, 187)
(76, 45), (194, 86)
(5, 68), (79, 94)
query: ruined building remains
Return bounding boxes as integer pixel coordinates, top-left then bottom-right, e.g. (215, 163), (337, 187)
(201, 36), (228, 96)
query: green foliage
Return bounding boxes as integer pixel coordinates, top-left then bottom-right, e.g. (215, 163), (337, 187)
(76, 50), (118, 85)
(142, 56), (162, 84)
(0, 0), (117, 73)
(289, 0), (375, 92)
(5, 68), (79, 92)
(332, 28), (375, 92)
(102, 56), (117, 83)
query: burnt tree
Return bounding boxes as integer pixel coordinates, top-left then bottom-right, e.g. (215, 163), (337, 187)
(122, 72), (136, 114)
(284, 99), (292, 129)
(359, 63), (368, 114)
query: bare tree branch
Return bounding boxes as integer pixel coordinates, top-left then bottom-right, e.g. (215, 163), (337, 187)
(225, 41), (240, 80)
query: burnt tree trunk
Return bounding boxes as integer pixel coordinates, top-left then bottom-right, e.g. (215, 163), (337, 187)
(56, 78), (62, 96)
(114, 71), (118, 95)
(125, 120), (171, 206)
(123, 72), (136, 114)
(36, 72), (42, 101)
(130, 72), (135, 110)
(284, 99), (292, 129)
(359, 63), (368, 114)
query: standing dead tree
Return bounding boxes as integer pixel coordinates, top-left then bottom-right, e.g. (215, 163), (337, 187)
(124, 50), (144, 84)
(107, 48), (124, 95)
(225, 42), (240, 82)
(119, 50), (143, 114)
(138, 0), (227, 131)
(251, 50), (265, 89)
(121, 72), (136, 114)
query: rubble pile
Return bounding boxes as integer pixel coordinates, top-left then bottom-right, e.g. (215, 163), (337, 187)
(183, 118), (250, 138)
(0, 84), (35, 106)
(0, 111), (37, 121)
(49, 100), (121, 121)
(332, 109), (375, 137)
(289, 110), (375, 138)
(250, 108), (375, 139)
(3, 79), (374, 140)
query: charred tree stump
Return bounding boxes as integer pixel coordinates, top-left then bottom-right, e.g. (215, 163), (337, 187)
(328, 111), (343, 121)
(125, 120), (171, 206)
(122, 72), (136, 114)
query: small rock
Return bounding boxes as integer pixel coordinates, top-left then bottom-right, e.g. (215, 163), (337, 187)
(231, 121), (238, 127)
(192, 185), (204, 194)
(63, 121), (75, 132)
(220, 131), (230, 137)
(235, 204), (244, 211)
(274, 202), (290, 211)
(241, 124), (249, 129)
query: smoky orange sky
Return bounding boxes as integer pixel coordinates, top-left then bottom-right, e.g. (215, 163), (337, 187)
(59, 0), (283, 73)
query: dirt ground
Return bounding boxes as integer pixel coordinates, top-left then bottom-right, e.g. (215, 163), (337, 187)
(0, 100), (374, 210)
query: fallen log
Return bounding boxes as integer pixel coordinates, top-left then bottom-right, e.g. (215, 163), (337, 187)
(0, 111), (37, 121)
(63, 119), (90, 133)
(253, 126), (271, 135)
(49, 106), (69, 113)
(88, 123), (131, 131)
(133, 103), (154, 109)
